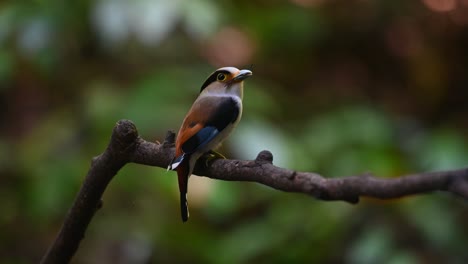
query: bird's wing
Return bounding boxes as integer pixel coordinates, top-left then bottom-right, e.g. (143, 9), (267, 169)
(176, 96), (240, 156)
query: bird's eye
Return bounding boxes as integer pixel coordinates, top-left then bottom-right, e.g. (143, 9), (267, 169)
(217, 73), (226, 81)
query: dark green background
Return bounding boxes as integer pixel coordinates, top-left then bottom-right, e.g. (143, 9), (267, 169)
(1, 0), (468, 263)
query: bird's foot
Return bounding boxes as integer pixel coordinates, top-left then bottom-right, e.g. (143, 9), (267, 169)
(203, 150), (226, 167)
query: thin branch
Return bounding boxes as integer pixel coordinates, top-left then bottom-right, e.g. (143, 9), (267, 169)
(41, 119), (468, 263)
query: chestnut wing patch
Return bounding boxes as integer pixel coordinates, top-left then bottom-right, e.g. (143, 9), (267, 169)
(181, 97), (240, 154)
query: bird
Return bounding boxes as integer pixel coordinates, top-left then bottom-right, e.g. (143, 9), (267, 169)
(168, 66), (253, 222)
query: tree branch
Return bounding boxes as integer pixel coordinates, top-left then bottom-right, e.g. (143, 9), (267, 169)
(41, 119), (468, 263)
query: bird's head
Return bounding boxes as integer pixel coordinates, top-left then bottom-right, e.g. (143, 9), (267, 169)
(199, 67), (253, 98)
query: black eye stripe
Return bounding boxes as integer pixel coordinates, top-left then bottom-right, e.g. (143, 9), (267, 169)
(200, 70), (232, 93)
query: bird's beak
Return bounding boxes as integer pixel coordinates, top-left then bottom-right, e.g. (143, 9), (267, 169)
(233, 69), (253, 82)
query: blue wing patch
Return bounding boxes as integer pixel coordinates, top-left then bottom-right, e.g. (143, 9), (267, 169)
(182, 126), (219, 154)
(178, 97), (239, 157)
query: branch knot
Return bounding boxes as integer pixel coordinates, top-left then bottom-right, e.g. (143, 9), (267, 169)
(163, 130), (176, 147)
(113, 120), (138, 145)
(255, 150), (273, 164)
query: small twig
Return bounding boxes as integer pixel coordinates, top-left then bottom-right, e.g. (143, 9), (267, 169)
(41, 119), (468, 263)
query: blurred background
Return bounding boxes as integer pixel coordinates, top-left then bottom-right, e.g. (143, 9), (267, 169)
(1, 0), (468, 263)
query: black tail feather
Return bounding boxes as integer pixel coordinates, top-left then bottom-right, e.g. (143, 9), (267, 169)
(177, 158), (190, 222)
(180, 192), (189, 222)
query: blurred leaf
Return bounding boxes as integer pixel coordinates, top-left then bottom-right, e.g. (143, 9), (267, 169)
(386, 251), (418, 264)
(231, 118), (293, 168)
(402, 197), (467, 252)
(417, 130), (468, 171)
(303, 106), (397, 175)
(182, 0), (220, 39)
(0, 49), (14, 82)
(347, 225), (394, 264)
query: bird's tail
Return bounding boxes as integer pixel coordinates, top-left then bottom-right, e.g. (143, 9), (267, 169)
(180, 192), (189, 222)
(176, 158), (190, 222)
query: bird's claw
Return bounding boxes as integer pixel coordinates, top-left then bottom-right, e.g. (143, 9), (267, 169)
(203, 150), (226, 167)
